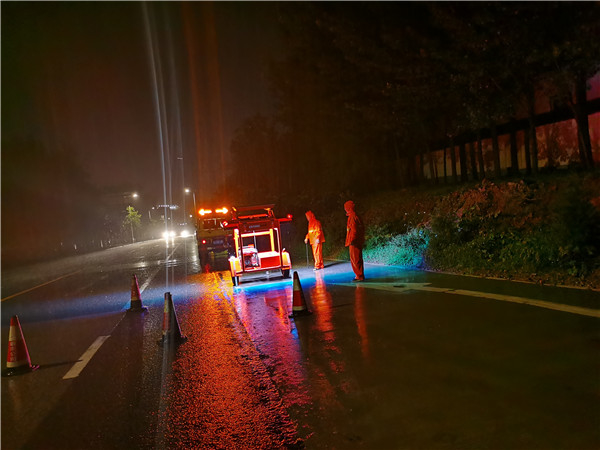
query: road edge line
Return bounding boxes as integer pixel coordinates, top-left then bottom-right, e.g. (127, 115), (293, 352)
(1, 270), (82, 302)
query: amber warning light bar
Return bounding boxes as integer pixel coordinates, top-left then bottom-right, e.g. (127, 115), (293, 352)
(198, 207), (229, 216)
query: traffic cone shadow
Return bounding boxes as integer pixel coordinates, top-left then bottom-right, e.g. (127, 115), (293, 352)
(157, 292), (187, 347)
(2, 315), (39, 377)
(289, 271), (312, 318)
(127, 274), (148, 313)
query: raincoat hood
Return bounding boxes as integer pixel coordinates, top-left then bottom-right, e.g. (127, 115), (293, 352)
(305, 210), (316, 221)
(344, 200), (355, 215)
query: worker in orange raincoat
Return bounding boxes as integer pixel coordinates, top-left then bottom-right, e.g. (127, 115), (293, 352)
(344, 200), (365, 281)
(304, 211), (325, 270)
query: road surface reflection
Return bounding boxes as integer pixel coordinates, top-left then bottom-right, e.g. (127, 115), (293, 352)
(160, 273), (300, 448)
(226, 266), (376, 447)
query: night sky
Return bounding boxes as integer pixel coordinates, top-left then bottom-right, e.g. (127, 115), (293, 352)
(2, 2), (282, 206)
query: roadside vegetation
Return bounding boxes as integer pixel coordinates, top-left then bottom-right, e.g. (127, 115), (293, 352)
(299, 170), (600, 289)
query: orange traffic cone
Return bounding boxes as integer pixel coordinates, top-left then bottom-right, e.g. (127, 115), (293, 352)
(2, 316), (39, 377)
(158, 292), (187, 346)
(127, 274), (148, 313)
(289, 271), (312, 318)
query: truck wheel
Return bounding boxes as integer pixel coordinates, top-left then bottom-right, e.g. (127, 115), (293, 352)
(282, 269), (290, 279)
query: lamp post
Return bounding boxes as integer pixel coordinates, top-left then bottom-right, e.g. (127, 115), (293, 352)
(129, 192), (139, 243)
(185, 188), (197, 222)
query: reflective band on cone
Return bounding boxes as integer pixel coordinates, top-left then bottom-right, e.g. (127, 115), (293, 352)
(127, 274), (148, 313)
(2, 316), (39, 377)
(289, 271), (312, 317)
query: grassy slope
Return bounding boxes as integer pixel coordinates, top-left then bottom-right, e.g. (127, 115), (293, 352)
(316, 170), (600, 289)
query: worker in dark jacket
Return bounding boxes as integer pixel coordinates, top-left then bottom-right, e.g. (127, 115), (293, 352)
(344, 200), (365, 281)
(304, 210), (325, 270)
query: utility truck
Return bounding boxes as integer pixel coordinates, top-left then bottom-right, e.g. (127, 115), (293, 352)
(196, 206), (233, 265)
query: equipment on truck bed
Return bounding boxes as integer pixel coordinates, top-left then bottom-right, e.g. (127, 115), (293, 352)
(222, 205), (292, 286)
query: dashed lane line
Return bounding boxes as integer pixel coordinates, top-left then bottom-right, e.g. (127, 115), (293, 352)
(60, 257), (166, 380)
(13, 248), (175, 380)
(63, 335), (110, 380)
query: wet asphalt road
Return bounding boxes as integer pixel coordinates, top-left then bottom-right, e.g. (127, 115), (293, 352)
(2, 238), (599, 449)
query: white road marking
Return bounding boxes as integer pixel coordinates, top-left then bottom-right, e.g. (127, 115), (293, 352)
(1, 270), (82, 302)
(335, 282), (600, 318)
(63, 335), (110, 380)
(139, 267), (160, 293)
(59, 246), (183, 380)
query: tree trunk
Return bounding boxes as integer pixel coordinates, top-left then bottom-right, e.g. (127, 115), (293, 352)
(428, 149), (438, 184)
(523, 126), (532, 176)
(572, 76), (594, 169)
(469, 141), (478, 181)
(459, 142), (468, 182)
(443, 147), (448, 183)
(491, 124), (502, 178)
(477, 132), (486, 179)
(528, 89), (539, 174)
(509, 120), (519, 176)
(418, 153), (425, 184)
(450, 139), (458, 183)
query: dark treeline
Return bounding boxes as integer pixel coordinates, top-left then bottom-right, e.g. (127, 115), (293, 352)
(226, 2), (600, 205)
(1, 139), (110, 266)
(1, 135), (159, 266)
(3, 3), (599, 266)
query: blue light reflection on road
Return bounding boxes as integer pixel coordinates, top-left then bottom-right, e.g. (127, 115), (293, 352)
(221, 261), (420, 444)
